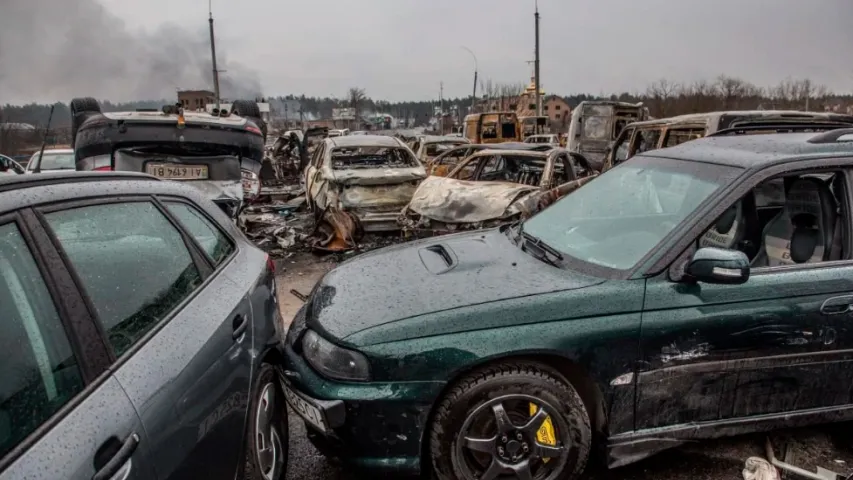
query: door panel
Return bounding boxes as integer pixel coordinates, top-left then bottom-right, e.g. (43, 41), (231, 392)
(115, 272), (253, 480)
(1, 376), (155, 480)
(638, 266), (853, 430)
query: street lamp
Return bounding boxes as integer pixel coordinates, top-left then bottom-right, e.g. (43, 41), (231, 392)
(461, 46), (478, 113)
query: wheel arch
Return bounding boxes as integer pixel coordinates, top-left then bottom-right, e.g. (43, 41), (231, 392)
(419, 352), (609, 472)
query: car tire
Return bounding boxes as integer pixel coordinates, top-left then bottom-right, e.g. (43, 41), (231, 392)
(69, 97), (101, 149)
(231, 100), (268, 142)
(243, 363), (288, 480)
(430, 362), (591, 480)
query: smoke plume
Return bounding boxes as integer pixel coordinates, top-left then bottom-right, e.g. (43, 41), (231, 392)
(0, 0), (262, 105)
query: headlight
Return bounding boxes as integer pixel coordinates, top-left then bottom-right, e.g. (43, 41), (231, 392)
(302, 330), (371, 381)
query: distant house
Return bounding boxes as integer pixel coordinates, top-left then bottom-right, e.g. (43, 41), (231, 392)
(178, 90), (215, 111)
(543, 95), (571, 123)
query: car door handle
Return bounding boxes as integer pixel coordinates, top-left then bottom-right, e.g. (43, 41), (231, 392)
(820, 296), (853, 315)
(92, 432), (139, 480)
(232, 315), (248, 340)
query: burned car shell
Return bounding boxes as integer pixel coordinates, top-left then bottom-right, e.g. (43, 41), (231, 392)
(402, 148), (594, 228)
(304, 135), (426, 232)
(411, 135), (471, 164)
(73, 110), (264, 218)
(426, 142), (554, 177)
(282, 131), (853, 477)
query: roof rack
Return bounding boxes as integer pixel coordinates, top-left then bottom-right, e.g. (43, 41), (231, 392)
(708, 122), (853, 137)
(807, 128), (853, 144)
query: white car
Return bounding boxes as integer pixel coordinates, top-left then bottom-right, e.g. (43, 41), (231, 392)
(25, 149), (76, 174)
(524, 134), (560, 146)
(0, 155), (25, 175)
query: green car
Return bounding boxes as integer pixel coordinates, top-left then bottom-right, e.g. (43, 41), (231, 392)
(282, 129), (853, 479)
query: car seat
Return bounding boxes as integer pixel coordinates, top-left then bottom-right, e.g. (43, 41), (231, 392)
(751, 177), (841, 267)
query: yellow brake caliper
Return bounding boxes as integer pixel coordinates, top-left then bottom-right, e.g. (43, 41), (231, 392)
(529, 403), (556, 463)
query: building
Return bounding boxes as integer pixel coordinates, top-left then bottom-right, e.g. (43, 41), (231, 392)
(178, 90), (216, 111)
(543, 95), (571, 124)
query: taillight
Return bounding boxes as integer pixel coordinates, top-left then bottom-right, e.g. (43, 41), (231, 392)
(241, 169), (261, 199)
(94, 166), (113, 171)
(266, 255), (276, 274)
(246, 125), (263, 136)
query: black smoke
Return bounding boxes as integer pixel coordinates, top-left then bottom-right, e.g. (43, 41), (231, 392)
(0, 0), (262, 104)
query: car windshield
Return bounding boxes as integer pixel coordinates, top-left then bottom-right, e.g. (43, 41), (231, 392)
(425, 142), (466, 157)
(522, 156), (739, 270)
(330, 146), (419, 169)
(29, 152), (76, 171)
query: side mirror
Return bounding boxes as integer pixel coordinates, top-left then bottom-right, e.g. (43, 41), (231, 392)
(685, 247), (750, 285)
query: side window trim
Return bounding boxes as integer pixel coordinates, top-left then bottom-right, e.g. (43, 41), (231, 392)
(19, 209), (112, 379)
(156, 195), (237, 270)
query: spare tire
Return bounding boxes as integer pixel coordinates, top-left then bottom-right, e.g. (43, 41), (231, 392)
(70, 97), (101, 149)
(231, 99), (267, 141)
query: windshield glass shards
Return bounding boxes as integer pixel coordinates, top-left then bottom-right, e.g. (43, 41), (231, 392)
(331, 146), (419, 169)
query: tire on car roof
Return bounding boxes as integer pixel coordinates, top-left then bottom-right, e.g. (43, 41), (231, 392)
(231, 99), (267, 142)
(69, 97), (102, 149)
(430, 361), (592, 480)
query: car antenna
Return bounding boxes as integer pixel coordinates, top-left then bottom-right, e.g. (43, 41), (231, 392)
(33, 104), (55, 174)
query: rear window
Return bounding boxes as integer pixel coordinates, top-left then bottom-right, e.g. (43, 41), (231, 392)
(425, 142), (466, 157)
(330, 146), (419, 169)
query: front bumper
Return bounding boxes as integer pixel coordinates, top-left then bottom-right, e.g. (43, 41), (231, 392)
(279, 341), (443, 476)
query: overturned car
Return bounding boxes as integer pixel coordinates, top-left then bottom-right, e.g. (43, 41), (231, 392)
(69, 97), (266, 218)
(401, 147), (596, 233)
(304, 135), (426, 249)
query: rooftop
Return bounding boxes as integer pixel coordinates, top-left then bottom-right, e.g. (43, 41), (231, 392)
(643, 130), (853, 169)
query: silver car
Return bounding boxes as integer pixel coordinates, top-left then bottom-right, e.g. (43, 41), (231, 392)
(0, 172), (288, 480)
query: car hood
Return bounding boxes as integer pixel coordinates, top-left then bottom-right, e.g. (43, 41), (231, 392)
(405, 176), (539, 223)
(306, 228), (603, 342)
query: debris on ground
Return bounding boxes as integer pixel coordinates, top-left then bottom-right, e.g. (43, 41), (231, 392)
(743, 457), (779, 480)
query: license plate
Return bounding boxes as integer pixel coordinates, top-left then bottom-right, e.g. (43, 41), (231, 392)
(283, 385), (328, 432)
(145, 164), (208, 180)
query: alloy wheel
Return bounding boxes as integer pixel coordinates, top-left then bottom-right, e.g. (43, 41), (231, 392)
(255, 382), (285, 480)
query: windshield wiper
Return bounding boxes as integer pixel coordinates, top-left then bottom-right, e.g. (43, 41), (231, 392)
(511, 221), (565, 268)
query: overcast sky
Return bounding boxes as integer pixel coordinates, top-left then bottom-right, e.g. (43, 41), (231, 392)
(2, 0), (852, 104)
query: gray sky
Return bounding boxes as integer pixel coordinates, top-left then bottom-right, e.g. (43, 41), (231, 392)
(2, 0), (852, 104)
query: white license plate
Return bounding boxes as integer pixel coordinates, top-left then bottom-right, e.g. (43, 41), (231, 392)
(145, 164), (209, 180)
(283, 385), (328, 432)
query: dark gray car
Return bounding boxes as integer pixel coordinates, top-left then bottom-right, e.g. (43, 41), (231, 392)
(0, 172), (287, 480)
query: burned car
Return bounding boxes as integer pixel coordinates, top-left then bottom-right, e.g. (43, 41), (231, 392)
(410, 135), (471, 164)
(69, 97), (266, 218)
(426, 142), (553, 177)
(304, 135), (426, 246)
(401, 148), (595, 232)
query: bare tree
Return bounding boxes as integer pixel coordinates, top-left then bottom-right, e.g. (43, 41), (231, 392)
(645, 79), (680, 117)
(348, 87), (367, 120)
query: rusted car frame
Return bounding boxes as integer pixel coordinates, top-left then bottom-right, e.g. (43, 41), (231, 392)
(304, 135), (426, 238)
(567, 101), (649, 171)
(411, 135), (471, 165)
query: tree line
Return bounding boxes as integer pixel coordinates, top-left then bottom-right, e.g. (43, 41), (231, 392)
(2, 75), (851, 130)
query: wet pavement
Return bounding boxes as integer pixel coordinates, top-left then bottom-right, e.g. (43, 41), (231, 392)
(275, 254), (853, 480)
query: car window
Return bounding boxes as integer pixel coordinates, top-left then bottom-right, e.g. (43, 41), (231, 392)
(28, 152), (76, 171)
(44, 202), (203, 356)
(664, 128), (706, 147)
(635, 129), (663, 154)
(524, 156), (737, 270)
(165, 202), (234, 265)
(0, 222), (84, 457)
(612, 128), (634, 165)
(450, 157), (480, 181)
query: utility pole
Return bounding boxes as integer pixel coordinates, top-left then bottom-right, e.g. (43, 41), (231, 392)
(534, 0), (542, 116)
(461, 46), (478, 114)
(439, 81), (445, 134)
(208, 0), (221, 110)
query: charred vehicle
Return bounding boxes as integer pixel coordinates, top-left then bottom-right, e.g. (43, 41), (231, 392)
(426, 142), (553, 176)
(304, 135), (426, 247)
(566, 101), (649, 171)
(463, 112), (522, 144)
(261, 127), (328, 195)
(69, 97), (267, 218)
(606, 109), (853, 170)
(410, 135), (471, 164)
(401, 148), (595, 232)
(282, 129), (853, 479)
(519, 115), (550, 138)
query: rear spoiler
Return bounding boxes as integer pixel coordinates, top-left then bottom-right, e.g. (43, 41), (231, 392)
(708, 121), (853, 137)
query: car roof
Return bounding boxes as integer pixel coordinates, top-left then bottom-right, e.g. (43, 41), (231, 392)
(29, 148), (74, 156)
(641, 130), (853, 169)
(627, 110), (853, 129)
(326, 135), (402, 148)
(420, 135), (469, 143)
(470, 148), (550, 158)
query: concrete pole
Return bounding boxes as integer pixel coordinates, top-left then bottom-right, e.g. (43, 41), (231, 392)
(208, 1), (221, 110)
(534, 0), (542, 116)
